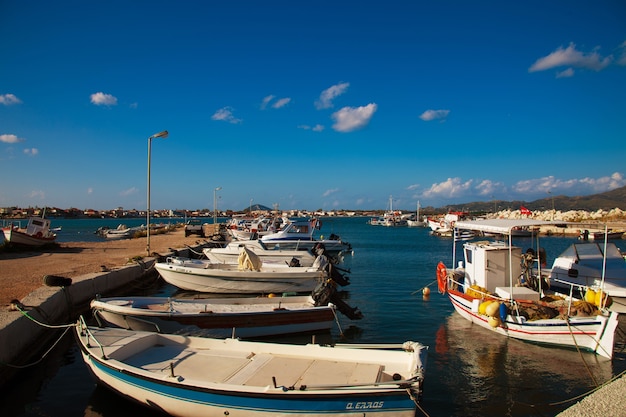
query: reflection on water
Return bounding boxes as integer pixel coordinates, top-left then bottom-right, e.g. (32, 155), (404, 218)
(430, 313), (620, 417)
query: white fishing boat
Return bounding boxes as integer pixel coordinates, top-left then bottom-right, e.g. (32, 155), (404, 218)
(90, 290), (339, 338)
(260, 218), (352, 257)
(75, 317), (428, 417)
(547, 240), (626, 312)
(406, 201), (425, 227)
(427, 211), (468, 236)
(437, 218), (620, 359)
(154, 248), (340, 294)
(203, 239), (316, 266)
(1, 216), (57, 246)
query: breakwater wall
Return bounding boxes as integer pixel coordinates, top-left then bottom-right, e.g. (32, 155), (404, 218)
(0, 245), (203, 389)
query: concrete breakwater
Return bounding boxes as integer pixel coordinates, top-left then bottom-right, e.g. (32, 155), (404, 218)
(0, 244), (204, 389)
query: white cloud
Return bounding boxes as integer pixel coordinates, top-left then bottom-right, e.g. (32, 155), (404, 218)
(529, 43), (612, 73)
(90, 92), (118, 106)
(419, 109), (450, 122)
(211, 107), (242, 124)
(0, 94), (22, 105)
(29, 190), (45, 200)
(24, 148), (38, 156)
(298, 124), (325, 132)
(323, 188), (339, 197)
(556, 68), (575, 78)
(315, 82), (349, 109)
(331, 103), (377, 132)
(618, 41), (626, 66)
(120, 187), (138, 197)
(0, 134), (24, 143)
(475, 179), (505, 197)
(272, 97), (291, 109)
(511, 173), (626, 197)
(87, 188), (93, 195)
(422, 177), (474, 200)
(261, 95), (275, 109)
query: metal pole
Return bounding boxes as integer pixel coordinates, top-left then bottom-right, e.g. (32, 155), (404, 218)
(146, 130), (168, 256)
(147, 137), (152, 255)
(214, 186), (222, 225)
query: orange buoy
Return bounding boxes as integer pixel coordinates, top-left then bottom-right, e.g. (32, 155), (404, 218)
(436, 262), (448, 294)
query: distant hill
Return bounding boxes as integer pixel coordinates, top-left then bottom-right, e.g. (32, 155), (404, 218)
(435, 185), (626, 213)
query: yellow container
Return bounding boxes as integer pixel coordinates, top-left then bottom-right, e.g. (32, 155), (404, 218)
(584, 288), (596, 304)
(488, 316), (500, 328)
(479, 301), (492, 315)
(485, 301), (501, 317)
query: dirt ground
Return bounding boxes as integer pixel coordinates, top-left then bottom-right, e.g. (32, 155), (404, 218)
(0, 228), (211, 307)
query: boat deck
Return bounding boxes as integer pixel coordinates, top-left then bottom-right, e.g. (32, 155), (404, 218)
(123, 342), (387, 389)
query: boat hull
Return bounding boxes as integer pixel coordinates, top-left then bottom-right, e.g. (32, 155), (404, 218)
(76, 323), (427, 417)
(155, 262), (324, 294)
(91, 296), (335, 338)
(447, 289), (618, 359)
(1, 228), (56, 246)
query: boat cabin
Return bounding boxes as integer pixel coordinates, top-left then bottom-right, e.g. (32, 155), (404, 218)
(25, 217), (52, 237)
(462, 240), (541, 301)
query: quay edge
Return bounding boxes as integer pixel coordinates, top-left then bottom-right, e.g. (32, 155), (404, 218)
(0, 245), (204, 389)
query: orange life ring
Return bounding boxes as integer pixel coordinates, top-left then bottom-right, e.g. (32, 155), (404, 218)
(35, 232), (43, 238)
(436, 261), (447, 294)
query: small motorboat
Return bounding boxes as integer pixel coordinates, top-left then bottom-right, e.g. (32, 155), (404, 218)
(75, 317), (428, 417)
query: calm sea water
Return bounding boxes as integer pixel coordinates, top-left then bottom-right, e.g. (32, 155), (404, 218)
(2, 217), (625, 417)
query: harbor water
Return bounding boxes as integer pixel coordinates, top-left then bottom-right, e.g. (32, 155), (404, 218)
(1, 216), (625, 416)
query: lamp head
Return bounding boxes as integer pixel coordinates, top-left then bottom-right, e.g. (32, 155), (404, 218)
(151, 130), (169, 139)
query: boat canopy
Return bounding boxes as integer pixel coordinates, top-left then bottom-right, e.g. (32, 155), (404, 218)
(453, 219), (561, 235)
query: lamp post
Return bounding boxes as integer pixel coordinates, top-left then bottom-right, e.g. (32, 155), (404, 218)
(146, 130), (169, 256)
(213, 186), (222, 225)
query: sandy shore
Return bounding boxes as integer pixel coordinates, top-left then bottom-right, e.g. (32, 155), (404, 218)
(0, 228), (210, 307)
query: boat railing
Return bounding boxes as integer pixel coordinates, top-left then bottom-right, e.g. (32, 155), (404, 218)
(77, 316), (107, 359)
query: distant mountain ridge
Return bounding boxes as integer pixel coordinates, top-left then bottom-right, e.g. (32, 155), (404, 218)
(438, 185), (626, 213)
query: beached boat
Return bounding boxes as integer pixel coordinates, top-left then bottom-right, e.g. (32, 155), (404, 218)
(437, 219), (620, 359)
(91, 291), (340, 338)
(75, 317), (428, 417)
(203, 239), (316, 266)
(260, 218), (352, 257)
(1, 216), (57, 246)
(154, 248), (344, 294)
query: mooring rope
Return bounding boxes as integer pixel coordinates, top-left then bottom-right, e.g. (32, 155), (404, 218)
(1, 303), (76, 369)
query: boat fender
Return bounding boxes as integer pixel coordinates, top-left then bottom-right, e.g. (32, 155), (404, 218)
(436, 262), (447, 294)
(485, 301), (500, 317)
(43, 275), (72, 287)
(499, 303), (507, 322)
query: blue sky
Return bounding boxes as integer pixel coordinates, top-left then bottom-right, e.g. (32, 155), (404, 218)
(1, 1), (625, 212)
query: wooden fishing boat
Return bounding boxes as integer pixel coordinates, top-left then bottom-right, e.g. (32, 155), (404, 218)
(155, 249), (335, 294)
(75, 317), (428, 417)
(90, 291), (339, 338)
(202, 239), (316, 266)
(437, 219), (620, 359)
(1, 216), (56, 246)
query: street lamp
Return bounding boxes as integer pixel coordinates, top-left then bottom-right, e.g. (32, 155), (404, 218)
(147, 130), (169, 256)
(213, 186), (222, 225)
